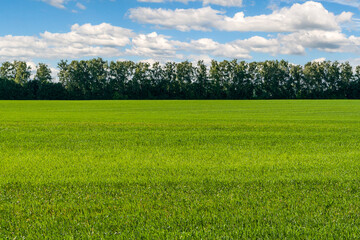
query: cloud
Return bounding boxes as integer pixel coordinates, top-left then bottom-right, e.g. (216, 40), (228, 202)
(177, 28), (360, 58)
(125, 32), (184, 60)
(129, 1), (353, 32)
(312, 57), (326, 63)
(139, 58), (161, 65)
(279, 30), (360, 53)
(220, 1), (353, 32)
(41, 0), (87, 10)
(129, 7), (222, 31)
(76, 3), (86, 10)
(179, 38), (251, 58)
(0, 23), (134, 59)
(309, 0), (360, 8)
(270, 0), (360, 10)
(0, 22), (359, 63)
(188, 54), (213, 65)
(41, 23), (134, 47)
(345, 58), (360, 68)
(41, 0), (67, 9)
(202, 0), (242, 6)
(137, 0), (243, 7)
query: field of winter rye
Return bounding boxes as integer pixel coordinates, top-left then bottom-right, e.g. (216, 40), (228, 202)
(1, 100), (360, 238)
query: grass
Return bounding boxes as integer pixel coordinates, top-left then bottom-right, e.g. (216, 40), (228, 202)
(1, 100), (360, 239)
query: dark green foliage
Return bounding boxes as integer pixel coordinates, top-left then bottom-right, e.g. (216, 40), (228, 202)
(0, 61), (67, 100)
(348, 66), (360, 99)
(1, 59), (360, 99)
(25, 80), (67, 100)
(0, 77), (25, 100)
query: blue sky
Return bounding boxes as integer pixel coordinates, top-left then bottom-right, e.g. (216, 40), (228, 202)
(0, 0), (359, 71)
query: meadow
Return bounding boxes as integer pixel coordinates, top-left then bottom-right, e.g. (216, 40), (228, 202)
(1, 100), (360, 239)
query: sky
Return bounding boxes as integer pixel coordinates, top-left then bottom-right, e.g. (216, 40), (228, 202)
(0, 0), (360, 72)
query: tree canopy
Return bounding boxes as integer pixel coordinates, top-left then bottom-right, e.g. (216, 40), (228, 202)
(1, 58), (360, 100)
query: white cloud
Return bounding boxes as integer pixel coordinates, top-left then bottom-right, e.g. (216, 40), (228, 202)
(220, 1), (352, 32)
(279, 30), (357, 53)
(129, 7), (222, 31)
(179, 38), (251, 58)
(41, 0), (67, 9)
(179, 29), (360, 58)
(188, 54), (213, 65)
(139, 58), (160, 65)
(233, 37), (281, 55)
(186, 38), (220, 52)
(137, 0), (243, 7)
(129, 1), (353, 32)
(203, 0), (242, 6)
(41, 23), (134, 47)
(312, 0), (360, 8)
(27, 62), (37, 79)
(125, 32), (184, 60)
(41, 0), (87, 10)
(0, 23), (134, 60)
(0, 22), (359, 64)
(312, 57), (326, 63)
(345, 58), (360, 68)
(212, 43), (251, 58)
(270, 0), (360, 9)
(76, 3), (86, 10)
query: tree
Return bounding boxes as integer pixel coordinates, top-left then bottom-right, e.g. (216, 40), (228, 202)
(58, 60), (89, 99)
(339, 62), (352, 98)
(149, 62), (167, 99)
(58, 60), (70, 86)
(34, 63), (52, 83)
(37, 82), (67, 100)
(13, 61), (31, 86)
(303, 62), (326, 98)
(164, 62), (177, 99)
(194, 60), (208, 99)
(86, 58), (109, 99)
(128, 62), (149, 99)
(209, 60), (222, 99)
(176, 61), (194, 99)
(249, 62), (262, 99)
(2, 58), (360, 100)
(218, 60), (233, 99)
(348, 66), (360, 99)
(289, 64), (304, 99)
(108, 61), (134, 100)
(228, 60), (247, 99)
(0, 77), (25, 99)
(0, 62), (14, 80)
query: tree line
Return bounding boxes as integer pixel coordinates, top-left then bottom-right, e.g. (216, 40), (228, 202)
(1, 58), (360, 100)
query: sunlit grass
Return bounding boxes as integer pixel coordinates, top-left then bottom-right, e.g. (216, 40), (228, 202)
(1, 100), (360, 238)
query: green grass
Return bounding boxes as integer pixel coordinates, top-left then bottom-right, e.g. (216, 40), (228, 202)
(1, 100), (360, 239)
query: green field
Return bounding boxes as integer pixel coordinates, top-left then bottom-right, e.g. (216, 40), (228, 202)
(1, 100), (360, 239)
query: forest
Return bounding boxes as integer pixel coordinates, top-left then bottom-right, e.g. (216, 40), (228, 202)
(1, 58), (360, 100)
